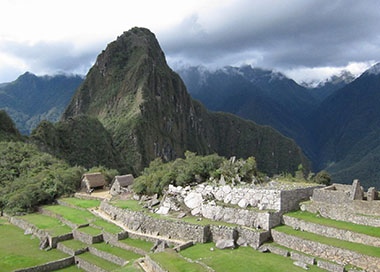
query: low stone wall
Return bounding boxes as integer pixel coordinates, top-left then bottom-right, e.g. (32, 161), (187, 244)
(317, 260), (345, 272)
(237, 227), (271, 249)
(14, 257), (74, 272)
(312, 187), (351, 204)
(102, 230), (129, 243)
(75, 256), (107, 272)
(209, 225), (237, 242)
(100, 202), (207, 243)
(109, 240), (147, 255)
(57, 242), (88, 256)
(10, 217), (72, 248)
(73, 229), (103, 244)
(283, 215), (380, 247)
(142, 255), (166, 272)
(301, 201), (380, 227)
(271, 229), (380, 272)
(280, 186), (321, 212)
(88, 246), (128, 266)
(173, 241), (194, 252)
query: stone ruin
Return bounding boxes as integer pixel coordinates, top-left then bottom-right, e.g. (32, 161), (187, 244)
(312, 179), (378, 204)
(148, 180), (321, 230)
(302, 179), (380, 227)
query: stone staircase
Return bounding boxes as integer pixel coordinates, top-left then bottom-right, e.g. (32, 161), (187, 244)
(269, 210), (380, 272)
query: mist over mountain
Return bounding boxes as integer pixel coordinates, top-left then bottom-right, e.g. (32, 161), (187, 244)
(0, 72), (83, 134)
(177, 63), (380, 188)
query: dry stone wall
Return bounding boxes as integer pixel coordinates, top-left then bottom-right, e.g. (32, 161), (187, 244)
(301, 201), (380, 227)
(10, 217), (73, 248)
(272, 229), (380, 272)
(283, 215), (380, 247)
(100, 201), (208, 243)
(88, 246), (128, 266)
(100, 201), (269, 248)
(14, 257), (74, 272)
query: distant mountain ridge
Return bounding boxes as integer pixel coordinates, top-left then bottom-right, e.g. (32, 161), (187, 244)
(33, 27), (309, 176)
(177, 63), (380, 187)
(0, 72), (83, 134)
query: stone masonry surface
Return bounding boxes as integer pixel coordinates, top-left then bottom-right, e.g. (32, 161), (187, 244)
(271, 229), (380, 272)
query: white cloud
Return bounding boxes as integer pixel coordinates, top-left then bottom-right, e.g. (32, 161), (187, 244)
(0, 0), (379, 83)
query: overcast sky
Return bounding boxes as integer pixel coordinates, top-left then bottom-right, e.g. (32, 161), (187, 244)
(1, 0), (379, 84)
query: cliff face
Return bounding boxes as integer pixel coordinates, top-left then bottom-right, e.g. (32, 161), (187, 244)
(60, 27), (308, 175)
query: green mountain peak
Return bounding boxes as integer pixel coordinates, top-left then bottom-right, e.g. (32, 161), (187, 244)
(51, 27), (309, 175)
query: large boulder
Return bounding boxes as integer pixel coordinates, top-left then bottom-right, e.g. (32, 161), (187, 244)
(184, 192), (203, 209)
(215, 239), (235, 249)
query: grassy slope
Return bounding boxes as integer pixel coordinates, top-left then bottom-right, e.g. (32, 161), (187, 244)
(0, 218), (68, 271)
(180, 242), (324, 272)
(18, 213), (72, 236)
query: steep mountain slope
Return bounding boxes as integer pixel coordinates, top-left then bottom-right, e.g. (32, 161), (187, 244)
(57, 27), (309, 175)
(0, 110), (21, 141)
(177, 65), (317, 160)
(311, 63), (380, 186)
(0, 72), (83, 134)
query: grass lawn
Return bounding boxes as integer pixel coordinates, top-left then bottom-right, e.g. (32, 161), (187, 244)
(92, 243), (142, 260)
(0, 218), (68, 271)
(286, 210), (380, 238)
(18, 213), (72, 236)
(275, 225), (380, 258)
(59, 239), (88, 251)
(150, 249), (206, 272)
(78, 226), (102, 236)
(43, 205), (96, 225)
(119, 238), (154, 252)
(60, 198), (101, 209)
(92, 218), (123, 234)
(77, 252), (121, 271)
(180, 243), (325, 272)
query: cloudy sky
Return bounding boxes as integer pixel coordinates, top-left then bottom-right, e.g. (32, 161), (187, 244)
(1, 0), (379, 84)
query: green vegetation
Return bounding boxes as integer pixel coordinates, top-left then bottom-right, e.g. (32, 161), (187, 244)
(180, 242), (324, 272)
(78, 252), (121, 271)
(133, 152), (225, 195)
(17, 213), (72, 236)
(0, 141), (84, 215)
(92, 219), (123, 234)
(0, 110), (21, 141)
(150, 249), (206, 272)
(78, 226), (103, 236)
(31, 116), (123, 171)
(55, 266), (84, 271)
(275, 225), (380, 257)
(92, 243), (142, 260)
(0, 218), (68, 271)
(60, 197), (100, 208)
(119, 238), (154, 252)
(286, 210), (380, 238)
(43, 205), (96, 225)
(59, 239), (88, 251)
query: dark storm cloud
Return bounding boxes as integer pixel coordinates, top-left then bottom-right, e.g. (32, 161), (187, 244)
(160, 0), (380, 69)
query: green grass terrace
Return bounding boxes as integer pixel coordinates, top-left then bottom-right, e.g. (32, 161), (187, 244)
(0, 218), (69, 271)
(286, 210), (380, 238)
